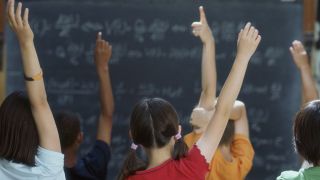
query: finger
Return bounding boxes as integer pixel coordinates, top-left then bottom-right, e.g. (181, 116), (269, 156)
(23, 8), (29, 26)
(243, 22), (251, 35)
(248, 26), (255, 37)
(293, 40), (299, 49)
(199, 6), (207, 24)
(252, 29), (259, 39)
(255, 35), (262, 44)
(191, 22), (201, 28)
(296, 41), (305, 51)
(289, 46), (295, 55)
(192, 30), (199, 37)
(97, 32), (102, 41)
(102, 40), (108, 50)
(237, 29), (243, 44)
(193, 26), (202, 32)
(7, 0), (17, 27)
(15, 2), (23, 26)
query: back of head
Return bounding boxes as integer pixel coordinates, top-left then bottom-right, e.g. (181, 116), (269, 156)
(118, 98), (188, 180)
(294, 100), (320, 166)
(0, 91), (39, 166)
(219, 120), (235, 146)
(54, 111), (81, 150)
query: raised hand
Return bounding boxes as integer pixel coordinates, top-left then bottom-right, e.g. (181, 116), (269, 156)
(289, 40), (309, 70)
(236, 23), (261, 61)
(191, 6), (214, 44)
(7, 0), (34, 45)
(94, 32), (112, 73)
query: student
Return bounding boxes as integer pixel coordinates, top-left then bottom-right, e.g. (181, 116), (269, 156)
(54, 33), (114, 180)
(0, 0), (65, 179)
(184, 7), (254, 180)
(118, 6), (261, 180)
(185, 101), (254, 180)
(277, 41), (320, 179)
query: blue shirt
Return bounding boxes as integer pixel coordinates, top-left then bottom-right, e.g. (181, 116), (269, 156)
(65, 140), (111, 180)
(0, 146), (65, 180)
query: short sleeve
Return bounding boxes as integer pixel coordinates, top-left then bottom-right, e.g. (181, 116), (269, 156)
(71, 140), (111, 179)
(231, 134), (254, 177)
(184, 132), (199, 149)
(179, 145), (209, 179)
(276, 170), (301, 180)
(35, 147), (65, 176)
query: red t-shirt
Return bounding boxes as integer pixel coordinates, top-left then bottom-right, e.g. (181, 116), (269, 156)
(127, 145), (209, 180)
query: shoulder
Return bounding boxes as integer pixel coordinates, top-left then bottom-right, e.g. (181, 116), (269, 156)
(184, 132), (201, 148)
(277, 170), (303, 180)
(71, 140), (111, 179)
(232, 134), (253, 150)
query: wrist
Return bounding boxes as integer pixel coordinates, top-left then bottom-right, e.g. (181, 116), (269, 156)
(19, 40), (34, 48)
(97, 66), (109, 75)
(235, 54), (251, 64)
(299, 64), (311, 72)
(203, 37), (215, 46)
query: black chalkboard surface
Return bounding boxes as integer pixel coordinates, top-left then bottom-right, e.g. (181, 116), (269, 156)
(6, 0), (302, 179)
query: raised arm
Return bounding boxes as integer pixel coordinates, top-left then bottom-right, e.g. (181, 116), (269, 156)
(7, 0), (60, 152)
(196, 23), (261, 163)
(230, 100), (249, 137)
(290, 40), (318, 104)
(94, 32), (114, 145)
(192, 6), (216, 110)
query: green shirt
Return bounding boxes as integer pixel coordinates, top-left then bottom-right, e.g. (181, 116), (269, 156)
(277, 167), (320, 180)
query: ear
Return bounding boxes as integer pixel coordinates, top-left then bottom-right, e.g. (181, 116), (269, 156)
(178, 125), (182, 134)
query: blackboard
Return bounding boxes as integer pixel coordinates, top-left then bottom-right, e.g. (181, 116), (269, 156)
(5, 0), (302, 179)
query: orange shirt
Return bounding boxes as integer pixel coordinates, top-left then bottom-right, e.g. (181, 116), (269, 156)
(184, 132), (254, 180)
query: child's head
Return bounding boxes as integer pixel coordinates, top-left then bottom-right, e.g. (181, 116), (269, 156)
(54, 111), (83, 168)
(190, 107), (214, 133)
(191, 107), (235, 146)
(0, 91), (39, 166)
(119, 98), (188, 179)
(294, 100), (320, 166)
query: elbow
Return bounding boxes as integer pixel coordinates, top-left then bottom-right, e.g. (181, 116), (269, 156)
(102, 107), (114, 120)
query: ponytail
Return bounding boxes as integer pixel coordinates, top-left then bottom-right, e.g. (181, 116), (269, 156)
(118, 148), (146, 180)
(172, 132), (189, 160)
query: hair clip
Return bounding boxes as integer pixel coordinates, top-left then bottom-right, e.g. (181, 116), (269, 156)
(131, 142), (138, 150)
(175, 131), (182, 140)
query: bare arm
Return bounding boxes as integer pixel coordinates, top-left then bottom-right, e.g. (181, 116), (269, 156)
(95, 32), (114, 145)
(7, 0), (60, 152)
(230, 100), (249, 137)
(192, 7), (216, 110)
(196, 23), (261, 163)
(290, 40), (318, 104)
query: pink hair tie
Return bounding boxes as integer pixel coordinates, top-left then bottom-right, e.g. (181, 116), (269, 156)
(174, 131), (182, 140)
(131, 143), (138, 150)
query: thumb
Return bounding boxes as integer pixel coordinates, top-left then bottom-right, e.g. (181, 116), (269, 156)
(97, 32), (102, 40)
(199, 6), (207, 24)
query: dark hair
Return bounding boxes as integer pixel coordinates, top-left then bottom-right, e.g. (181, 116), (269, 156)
(118, 98), (189, 180)
(219, 120), (235, 146)
(294, 100), (320, 166)
(54, 111), (81, 149)
(0, 91), (39, 166)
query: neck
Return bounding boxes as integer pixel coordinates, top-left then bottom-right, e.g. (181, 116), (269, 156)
(146, 145), (172, 169)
